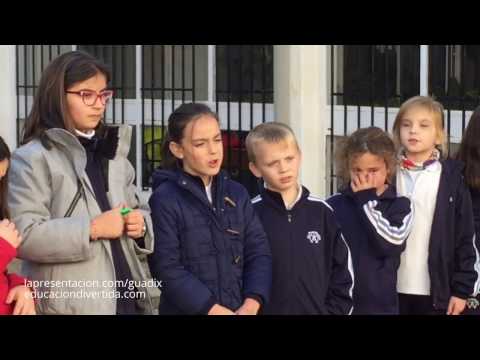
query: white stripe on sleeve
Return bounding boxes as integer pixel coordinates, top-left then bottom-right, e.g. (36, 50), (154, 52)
(472, 234), (480, 297)
(362, 200), (414, 245)
(341, 234), (355, 315)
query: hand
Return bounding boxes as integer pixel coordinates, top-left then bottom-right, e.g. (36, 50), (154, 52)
(447, 296), (466, 315)
(6, 285), (36, 315)
(124, 209), (145, 239)
(90, 205), (125, 240)
(235, 298), (261, 315)
(208, 304), (236, 315)
(0, 219), (22, 248)
(351, 173), (376, 193)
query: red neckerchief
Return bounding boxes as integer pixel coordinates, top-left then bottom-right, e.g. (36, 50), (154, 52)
(399, 149), (440, 171)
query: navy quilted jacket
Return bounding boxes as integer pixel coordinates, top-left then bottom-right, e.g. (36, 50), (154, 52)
(148, 169), (272, 314)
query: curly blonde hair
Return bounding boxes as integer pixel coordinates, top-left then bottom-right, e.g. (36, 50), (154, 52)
(336, 127), (397, 186)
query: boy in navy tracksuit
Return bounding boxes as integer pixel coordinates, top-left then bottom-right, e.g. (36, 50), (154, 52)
(246, 122), (354, 315)
(326, 126), (413, 314)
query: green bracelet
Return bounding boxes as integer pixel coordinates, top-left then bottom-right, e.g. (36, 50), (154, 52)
(120, 207), (133, 216)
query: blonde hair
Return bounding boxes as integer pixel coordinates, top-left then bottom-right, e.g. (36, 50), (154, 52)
(392, 96), (447, 155)
(246, 122), (299, 163)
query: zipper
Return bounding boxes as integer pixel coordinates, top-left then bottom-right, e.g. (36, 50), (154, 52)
(180, 175), (227, 305)
(208, 190), (221, 305)
(287, 210), (294, 302)
(64, 179), (85, 217)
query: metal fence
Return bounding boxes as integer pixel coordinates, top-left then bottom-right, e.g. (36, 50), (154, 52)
(215, 45), (274, 196)
(328, 45), (480, 195)
(15, 45), (274, 196)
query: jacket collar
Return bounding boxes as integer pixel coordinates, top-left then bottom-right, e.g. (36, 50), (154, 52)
(174, 169), (229, 213)
(75, 129), (96, 139)
(399, 159), (441, 174)
(260, 182), (310, 213)
(45, 125), (131, 161)
(44, 126), (132, 197)
(393, 158), (464, 186)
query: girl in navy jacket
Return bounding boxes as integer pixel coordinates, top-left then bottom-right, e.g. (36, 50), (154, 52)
(393, 96), (480, 315)
(455, 105), (480, 315)
(327, 127), (413, 314)
(148, 103), (272, 315)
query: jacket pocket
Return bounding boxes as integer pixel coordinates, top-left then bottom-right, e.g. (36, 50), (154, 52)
(35, 265), (70, 314)
(64, 179), (85, 218)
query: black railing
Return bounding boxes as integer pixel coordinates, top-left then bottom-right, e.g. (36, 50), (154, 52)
(329, 45), (420, 194)
(140, 45), (198, 190)
(215, 45), (273, 196)
(15, 45), (273, 196)
(328, 45), (480, 195)
(16, 45), (70, 144)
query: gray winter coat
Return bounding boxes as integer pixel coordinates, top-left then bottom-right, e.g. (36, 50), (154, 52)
(8, 126), (160, 314)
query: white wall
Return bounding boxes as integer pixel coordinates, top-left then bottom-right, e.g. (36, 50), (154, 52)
(0, 45), (17, 151)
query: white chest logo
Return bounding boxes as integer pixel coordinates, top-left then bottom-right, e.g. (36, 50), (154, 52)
(466, 297), (480, 310)
(307, 231), (321, 244)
